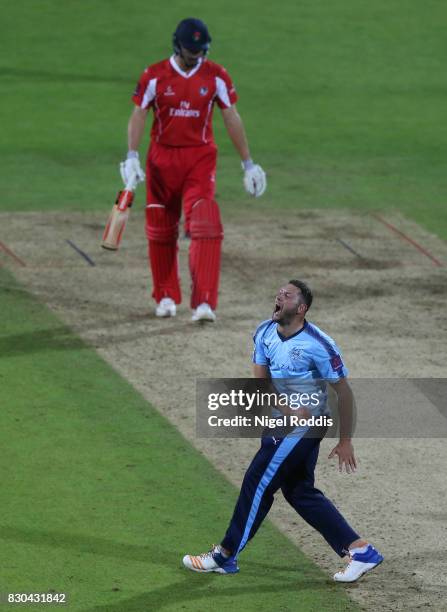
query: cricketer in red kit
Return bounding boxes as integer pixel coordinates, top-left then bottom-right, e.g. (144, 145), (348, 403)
(120, 18), (267, 322)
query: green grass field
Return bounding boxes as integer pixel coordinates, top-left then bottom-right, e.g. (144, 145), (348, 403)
(1, 0), (446, 236)
(1, 1), (445, 610)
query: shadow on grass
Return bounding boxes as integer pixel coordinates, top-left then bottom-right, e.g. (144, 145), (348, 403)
(84, 576), (338, 612)
(0, 327), (86, 357)
(0, 526), (176, 566)
(0, 317), (205, 357)
(0, 526), (358, 611)
(0, 526), (314, 577)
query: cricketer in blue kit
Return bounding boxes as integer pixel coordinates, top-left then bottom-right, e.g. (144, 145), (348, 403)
(183, 280), (383, 582)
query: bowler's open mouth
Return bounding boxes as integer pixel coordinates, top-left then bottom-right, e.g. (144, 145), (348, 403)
(273, 302), (282, 318)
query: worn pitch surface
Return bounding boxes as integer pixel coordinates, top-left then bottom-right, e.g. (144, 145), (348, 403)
(2, 209), (446, 611)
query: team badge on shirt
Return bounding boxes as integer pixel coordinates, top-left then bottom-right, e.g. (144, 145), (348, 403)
(164, 85), (175, 96)
(330, 354), (343, 370)
(289, 347), (303, 361)
(199, 86), (208, 96)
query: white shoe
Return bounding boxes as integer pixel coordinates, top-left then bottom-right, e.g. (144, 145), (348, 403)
(191, 303), (216, 322)
(182, 544), (239, 574)
(334, 545), (383, 582)
(155, 297), (176, 318)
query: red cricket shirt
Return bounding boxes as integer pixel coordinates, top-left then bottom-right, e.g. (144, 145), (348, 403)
(132, 56), (238, 147)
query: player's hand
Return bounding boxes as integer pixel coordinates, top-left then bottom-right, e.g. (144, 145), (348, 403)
(120, 153), (145, 186)
(242, 161), (267, 197)
(292, 406), (311, 419)
(328, 440), (357, 473)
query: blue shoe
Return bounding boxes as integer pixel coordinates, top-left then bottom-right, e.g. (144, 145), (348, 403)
(334, 545), (383, 582)
(183, 544), (239, 574)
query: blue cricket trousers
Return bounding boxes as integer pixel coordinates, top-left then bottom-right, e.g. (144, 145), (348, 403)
(221, 431), (359, 558)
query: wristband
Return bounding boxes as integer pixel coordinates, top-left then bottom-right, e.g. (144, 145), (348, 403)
(127, 150), (139, 160)
(241, 158), (255, 171)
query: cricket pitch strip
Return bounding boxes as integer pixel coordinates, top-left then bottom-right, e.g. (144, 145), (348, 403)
(2, 208), (447, 611)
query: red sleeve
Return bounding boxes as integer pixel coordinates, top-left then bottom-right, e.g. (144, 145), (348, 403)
(215, 66), (238, 109)
(131, 68), (154, 109)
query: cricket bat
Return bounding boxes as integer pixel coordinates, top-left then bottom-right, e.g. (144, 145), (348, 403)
(101, 175), (138, 251)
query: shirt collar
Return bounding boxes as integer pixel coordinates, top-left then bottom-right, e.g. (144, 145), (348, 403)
(169, 55), (203, 78)
(276, 320), (307, 342)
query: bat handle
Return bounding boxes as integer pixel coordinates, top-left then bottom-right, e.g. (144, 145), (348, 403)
(116, 189), (134, 211)
(125, 173), (139, 192)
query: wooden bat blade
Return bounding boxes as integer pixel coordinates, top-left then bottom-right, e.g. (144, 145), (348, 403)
(101, 206), (129, 250)
(101, 189), (134, 251)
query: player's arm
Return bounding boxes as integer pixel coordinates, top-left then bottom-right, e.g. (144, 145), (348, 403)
(328, 378), (357, 473)
(120, 106), (147, 186)
(221, 105), (266, 198)
(128, 106), (148, 152)
(221, 105), (251, 161)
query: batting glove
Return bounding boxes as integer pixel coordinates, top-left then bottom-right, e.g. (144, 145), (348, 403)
(120, 151), (145, 186)
(242, 159), (267, 198)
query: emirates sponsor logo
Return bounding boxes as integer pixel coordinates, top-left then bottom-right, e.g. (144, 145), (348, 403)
(169, 100), (200, 118)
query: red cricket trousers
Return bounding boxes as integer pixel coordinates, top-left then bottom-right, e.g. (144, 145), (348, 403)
(145, 142), (223, 309)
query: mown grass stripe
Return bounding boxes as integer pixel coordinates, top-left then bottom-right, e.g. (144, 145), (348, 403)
(0, 268), (358, 611)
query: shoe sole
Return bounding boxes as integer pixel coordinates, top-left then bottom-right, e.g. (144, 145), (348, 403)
(182, 557), (239, 574)
(191, 315), (216, 322)
(334, 557), (383, 583)
(155, 310), (176, 318)
(183, 564), (239, 575)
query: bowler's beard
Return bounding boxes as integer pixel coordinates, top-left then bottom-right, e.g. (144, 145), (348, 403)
(274, 310), (296, 326)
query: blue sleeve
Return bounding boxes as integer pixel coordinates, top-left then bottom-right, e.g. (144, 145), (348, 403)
(252, 321), (270, 366)
(312, 342), (348, 381)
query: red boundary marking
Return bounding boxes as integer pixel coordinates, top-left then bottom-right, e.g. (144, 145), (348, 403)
(0, 240), (27, 267)
(373, 214), (443, 267)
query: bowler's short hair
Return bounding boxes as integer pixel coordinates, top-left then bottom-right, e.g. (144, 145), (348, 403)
(288, 280), (313, 310)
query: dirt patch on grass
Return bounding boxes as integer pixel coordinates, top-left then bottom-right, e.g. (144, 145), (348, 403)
(2, 208), (447, 611)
